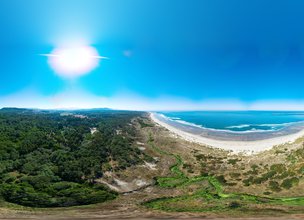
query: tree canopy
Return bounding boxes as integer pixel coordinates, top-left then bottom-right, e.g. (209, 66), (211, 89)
(0, 108), (146, 207)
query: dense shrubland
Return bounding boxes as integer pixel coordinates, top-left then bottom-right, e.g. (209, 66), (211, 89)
(193, 144), (304, 194)
(0, 108), (146, 207)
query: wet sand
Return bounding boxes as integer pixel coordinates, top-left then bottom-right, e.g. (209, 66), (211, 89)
(150, 112), (304, 154)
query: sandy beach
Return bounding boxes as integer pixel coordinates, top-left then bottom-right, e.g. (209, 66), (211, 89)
(150, 112), (304, 154)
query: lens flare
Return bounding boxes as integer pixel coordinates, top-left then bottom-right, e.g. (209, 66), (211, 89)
(43, 46), (107, 78)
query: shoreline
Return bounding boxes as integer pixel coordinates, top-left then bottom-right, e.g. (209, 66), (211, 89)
(149, 112), (304, 154)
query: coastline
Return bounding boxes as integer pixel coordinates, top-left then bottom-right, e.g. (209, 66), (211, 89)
(149, 112), (304, 154)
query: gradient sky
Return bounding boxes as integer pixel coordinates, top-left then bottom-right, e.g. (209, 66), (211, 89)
(1, 0), (304, 110)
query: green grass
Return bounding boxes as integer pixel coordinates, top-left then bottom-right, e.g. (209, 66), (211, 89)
(143, 135), (304, 214)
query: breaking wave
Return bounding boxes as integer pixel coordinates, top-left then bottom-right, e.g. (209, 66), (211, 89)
(157, 113), (300, 134)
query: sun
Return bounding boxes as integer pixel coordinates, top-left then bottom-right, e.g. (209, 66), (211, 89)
(43, 46), (108, 78)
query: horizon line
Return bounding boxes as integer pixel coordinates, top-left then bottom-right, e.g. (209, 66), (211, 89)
(2, 106), (304, 112)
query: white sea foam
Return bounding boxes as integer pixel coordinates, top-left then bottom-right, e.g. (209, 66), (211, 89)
(150, 112), (304, 154)
(226, 124), (252, 129)
(160, 114), (276, 133)
(175, 119), (204, 128)
(225, 124), (281, 131)
(157, 113), (304, 134)
(168, 117), (181, 120)
(226, 122), (298, 132)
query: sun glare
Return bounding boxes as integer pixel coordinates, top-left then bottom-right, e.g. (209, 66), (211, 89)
(45, 46), (106, 78)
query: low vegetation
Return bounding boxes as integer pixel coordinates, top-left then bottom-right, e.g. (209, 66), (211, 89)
(1, 109), (304, 218)
(143, 133), (304, 215)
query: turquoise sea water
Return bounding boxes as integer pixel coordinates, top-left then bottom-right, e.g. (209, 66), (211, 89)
(159, 111), (304, 133)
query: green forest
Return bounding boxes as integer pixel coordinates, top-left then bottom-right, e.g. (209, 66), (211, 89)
(0, 108), (146, 207)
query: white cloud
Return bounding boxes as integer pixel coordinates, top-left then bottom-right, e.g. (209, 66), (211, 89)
(248, 100), (304, 111)
(1, 88), (304, 111)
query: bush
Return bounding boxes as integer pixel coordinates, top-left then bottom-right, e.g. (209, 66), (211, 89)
(216, 175), (227, 185)
(228, 201), (241, 209)
(281, 177), (299, 189)
(269, 181), (281, 192)
(1, 182), (117, 207)
(228, 159), (239, 165)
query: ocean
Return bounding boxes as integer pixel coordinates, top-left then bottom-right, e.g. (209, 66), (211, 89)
(159, 111), (304, 133)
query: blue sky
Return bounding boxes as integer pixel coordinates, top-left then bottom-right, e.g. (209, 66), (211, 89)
(1, 0), (304, 110)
